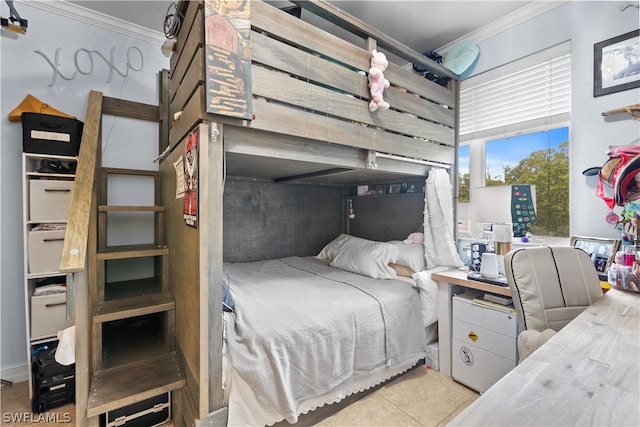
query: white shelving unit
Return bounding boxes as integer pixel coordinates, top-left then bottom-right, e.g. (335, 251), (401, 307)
(22, 152), (76, 396)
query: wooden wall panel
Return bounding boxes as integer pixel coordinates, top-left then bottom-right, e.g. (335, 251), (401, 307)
(251, 0), (454, 108)
(251, 0), (368, 76)
(248, 96), (454, 163)
(170, 1), (202, 98)
(169, 85), (207, 149)
(160, 133), (201, 412)
(171, 47), (204, 123)
(251, 31), (366, 99)
(251, 31), (455, 126)
(251, 66), (454, 146)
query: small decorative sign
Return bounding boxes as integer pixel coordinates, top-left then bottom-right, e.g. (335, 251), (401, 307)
(204, 0), (252, 119)
(183, 129), (199, 228)
(460, 346), (474, 366)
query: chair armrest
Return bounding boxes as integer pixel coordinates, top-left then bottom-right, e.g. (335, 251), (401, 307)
(517, 329), (556, 362)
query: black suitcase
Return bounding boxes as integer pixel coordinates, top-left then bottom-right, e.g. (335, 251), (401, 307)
(100, 392), (171, 427)
(22, 112), (83, 156)
(31, 345), (75, 413)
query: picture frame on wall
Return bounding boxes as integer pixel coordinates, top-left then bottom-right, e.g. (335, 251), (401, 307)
(571, 236), (621, 280)
(593, 29), (640, 97)
(388, 183), (401, 194)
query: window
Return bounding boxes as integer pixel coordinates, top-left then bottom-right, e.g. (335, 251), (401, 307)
(458, 43), (571, 239)
(485, 128), (569, 237)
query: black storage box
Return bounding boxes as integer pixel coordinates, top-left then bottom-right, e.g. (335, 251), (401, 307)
(31, 345), (75, 413)
(99, 392), (171, 427)
(22, 113), (83, 156)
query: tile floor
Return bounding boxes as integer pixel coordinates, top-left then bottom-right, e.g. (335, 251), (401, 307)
(1, 380), (75, 427)
(0, 367), (477, 426)
(316, 366), (479, 426)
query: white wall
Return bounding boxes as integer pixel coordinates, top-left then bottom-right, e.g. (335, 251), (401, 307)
(0, 2), (169, 381)
(466, 1), (639, 240)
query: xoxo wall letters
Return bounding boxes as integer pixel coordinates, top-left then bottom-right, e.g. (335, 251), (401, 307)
(34, 46), (144, 87)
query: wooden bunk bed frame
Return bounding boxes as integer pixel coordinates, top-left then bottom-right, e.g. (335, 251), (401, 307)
(159, 1), (459, 424)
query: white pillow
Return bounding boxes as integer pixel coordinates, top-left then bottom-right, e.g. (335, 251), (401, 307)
(388, 240), (426, 273)
(316, 234), (352, 262)
(330, 237), (398, 279)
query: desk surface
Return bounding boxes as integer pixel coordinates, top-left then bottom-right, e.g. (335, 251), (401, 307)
(448, 288), (640, 426)
(431, 269), (512, 297)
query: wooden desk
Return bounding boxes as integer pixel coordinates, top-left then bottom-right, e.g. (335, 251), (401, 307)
(431, 269), (512, 377)
(448, 288), (640, 426)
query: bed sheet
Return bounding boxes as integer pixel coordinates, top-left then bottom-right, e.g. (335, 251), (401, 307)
(222, 256), (428, 426)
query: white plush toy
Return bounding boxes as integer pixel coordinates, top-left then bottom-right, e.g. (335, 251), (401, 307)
(403, 232), (424, 245)
(368, 49), (390, 112)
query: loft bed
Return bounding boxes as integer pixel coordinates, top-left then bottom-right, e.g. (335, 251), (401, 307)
(158, 0), (458, 425)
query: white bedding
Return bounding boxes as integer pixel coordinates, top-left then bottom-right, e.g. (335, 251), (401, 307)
(222, 256), (430, 426)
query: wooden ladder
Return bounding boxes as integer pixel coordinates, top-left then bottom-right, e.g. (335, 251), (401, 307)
(79, 92), (185, 423)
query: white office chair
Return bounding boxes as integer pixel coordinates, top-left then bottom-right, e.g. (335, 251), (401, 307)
(504, 246), (603, 361)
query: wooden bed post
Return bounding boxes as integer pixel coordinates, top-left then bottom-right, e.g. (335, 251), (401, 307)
(198, 121), (226, 423)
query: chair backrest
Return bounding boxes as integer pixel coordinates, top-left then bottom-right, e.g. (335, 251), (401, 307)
(504, 246), (603, 333)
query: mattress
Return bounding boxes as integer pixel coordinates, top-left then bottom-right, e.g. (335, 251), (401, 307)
(221, 256), (431, 426)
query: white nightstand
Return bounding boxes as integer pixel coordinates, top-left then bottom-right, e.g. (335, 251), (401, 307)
(452, 291), (518, 393)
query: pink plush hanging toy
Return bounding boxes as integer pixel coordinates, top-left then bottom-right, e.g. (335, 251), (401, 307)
(368, 49), (390, 112)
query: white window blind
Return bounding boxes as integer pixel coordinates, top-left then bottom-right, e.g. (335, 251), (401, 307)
(460, 42), (571, 141)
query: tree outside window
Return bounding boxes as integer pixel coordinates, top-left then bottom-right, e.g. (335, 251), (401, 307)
(458, 127), (569, 238)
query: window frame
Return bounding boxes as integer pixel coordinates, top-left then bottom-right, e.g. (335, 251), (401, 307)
(457, 42), (572, 240)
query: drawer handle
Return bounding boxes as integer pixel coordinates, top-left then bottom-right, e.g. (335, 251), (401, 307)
(44, 189), (71, 192)
(43, 238), (65, 242)
(45, 302), (66, 308)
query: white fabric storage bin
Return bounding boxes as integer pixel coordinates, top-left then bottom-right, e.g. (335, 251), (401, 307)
(425, 341), (439, 371)
(31, 292), (68, 339)
(28, 229), (65, 274)
(29, 179), (73, 221)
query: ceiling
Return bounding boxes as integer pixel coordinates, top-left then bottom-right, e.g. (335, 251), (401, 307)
(68, 1), (532, 54)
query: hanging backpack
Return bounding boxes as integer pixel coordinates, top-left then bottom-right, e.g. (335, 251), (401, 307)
(596, 144), (640, 207)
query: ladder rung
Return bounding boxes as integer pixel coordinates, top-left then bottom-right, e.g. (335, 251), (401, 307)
(101, 167), (160, 177)
(96, 245), (168, 261)
(99, 205), (165, 212)
(87, 352), (185, 418)
(94, 292), (175, 324)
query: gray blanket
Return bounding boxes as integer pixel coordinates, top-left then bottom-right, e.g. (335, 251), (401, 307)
(224, 256), (427, 424)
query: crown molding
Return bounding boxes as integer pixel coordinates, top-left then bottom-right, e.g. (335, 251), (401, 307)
(438, 1), (569, 53)
(22, 0), (166, 45)
(401, 0), (569, 71)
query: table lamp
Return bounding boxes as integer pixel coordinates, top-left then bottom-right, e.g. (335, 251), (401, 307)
(492, 223), (512, 255)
